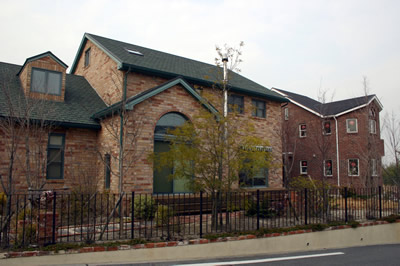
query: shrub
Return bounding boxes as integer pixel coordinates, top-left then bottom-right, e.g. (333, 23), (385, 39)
(0, 192), (6, 215)
(133, 195), (156, 220)
(155, 205), (174, 226)
(245, 196), (284, 218)
(17, 224), (37, 246)
(289, 176), (333, 190)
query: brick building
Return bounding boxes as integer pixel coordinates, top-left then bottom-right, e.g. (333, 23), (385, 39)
(0, 33), (287, 193)
(272, 88), (385, 187)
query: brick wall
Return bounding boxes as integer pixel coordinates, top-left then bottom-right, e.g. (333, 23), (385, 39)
(19, 56), (67, 102)
(283, 101), (384, 188)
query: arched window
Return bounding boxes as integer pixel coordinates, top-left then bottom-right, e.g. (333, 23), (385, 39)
(153, 112), (191, 194)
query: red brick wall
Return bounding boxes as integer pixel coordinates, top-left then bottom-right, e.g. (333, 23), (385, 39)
(283, 100), (384, 188)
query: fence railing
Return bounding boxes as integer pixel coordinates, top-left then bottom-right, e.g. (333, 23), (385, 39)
(0, 186), (399, 248)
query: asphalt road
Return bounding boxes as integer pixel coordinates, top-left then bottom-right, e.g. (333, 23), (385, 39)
(92, 244), (400, 266)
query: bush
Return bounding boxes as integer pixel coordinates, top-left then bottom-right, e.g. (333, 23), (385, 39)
(133, 195), (156, 220)
(17, 224), (37, 246)
(155, 205), (174, 226)
(0, 192), (6, 215)
(245, 196), (284, 218)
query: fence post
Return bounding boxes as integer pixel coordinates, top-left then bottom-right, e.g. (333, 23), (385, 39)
(200, 191), (203, 238)
(344, 187), (348, 223)
(304, 188), (308, 225)
(52, 192), (57, 245)
(379, 186), (382, 219)
(131, 191), (134, 239)
(256, 190), (260, 230)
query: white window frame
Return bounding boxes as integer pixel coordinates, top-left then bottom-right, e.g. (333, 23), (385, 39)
(346, 119), (358, 133)
(323, 121), (332, 135)
(348, 159), (359, 176)
(371, 159), (378, 176)
(284, 107), (289, 120)
(300, 160), (308, 175)
(324, 160), (333, 177)
(299, 124), (307, 138)
(369, 119), (377, 134)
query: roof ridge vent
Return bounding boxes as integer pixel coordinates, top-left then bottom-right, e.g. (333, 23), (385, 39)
(124, 48), (143, 56)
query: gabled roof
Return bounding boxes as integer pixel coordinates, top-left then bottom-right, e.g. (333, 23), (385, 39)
(0, 62), (106, 129)
(272, 88), (382, 117)
(71, 33), (287, 103)
(92, 77), (219, 119)
(17, 51), (68, 76)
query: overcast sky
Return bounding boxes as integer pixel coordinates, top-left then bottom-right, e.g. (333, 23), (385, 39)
(1, 0), (399, 162)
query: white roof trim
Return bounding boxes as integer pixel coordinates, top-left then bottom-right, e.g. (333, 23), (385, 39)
(271, 88), (323, 118)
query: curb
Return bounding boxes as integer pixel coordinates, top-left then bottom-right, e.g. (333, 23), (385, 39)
(2, 220), (398, 259)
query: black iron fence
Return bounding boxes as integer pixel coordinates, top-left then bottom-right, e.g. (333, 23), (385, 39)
(0, 186), (399, 248)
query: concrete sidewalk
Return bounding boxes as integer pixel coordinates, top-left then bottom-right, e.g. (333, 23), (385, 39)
(1, 222), (400, 266)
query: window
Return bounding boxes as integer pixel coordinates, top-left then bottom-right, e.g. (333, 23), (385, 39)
(284, 107), (289, 120)
(323, 121), (331, 135)
(299, 124), (307, 137)
(369, 120), (376, 134)
(346, 119), (358, 133)
(228, 94), (244, 114)
(105, 154), (111, 189)
(239, 168), (269, 188)
(324, 160), (333, 176)
(84, 48), (91, 67)
(31, 68), (62, 95)
(300, 160), (308, 175)
(348, 159), (359, 176)
(47, 133), (65, 179)
(252, 99), (266, 118)
(371, 159), (378, 176)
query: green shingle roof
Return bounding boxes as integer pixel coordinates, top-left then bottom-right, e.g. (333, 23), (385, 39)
(71, 33), (287, 103)
(0, 62), (106, 129)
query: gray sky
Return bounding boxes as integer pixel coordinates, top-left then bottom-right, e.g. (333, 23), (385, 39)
(1, 0), (399, 162)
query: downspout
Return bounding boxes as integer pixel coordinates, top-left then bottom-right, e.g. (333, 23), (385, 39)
(334, 116), (340, 187)
(119, 69), (129, 193)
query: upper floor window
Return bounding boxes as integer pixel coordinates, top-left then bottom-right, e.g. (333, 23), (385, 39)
(300, 160), (308, 175)
(371, 159), (378, 176)
(228, 94), (244, 114)
(369, 119), (377, 134)
(252, 99), (266, 118)
(31, 68), (62, 95)
(324, 160), (333, 176)
(346, 119), (358, 133)
(284, 107), (289, 120)
(47, 133), (65, 179)
(348, 159), (359, 176)
(84, 48), (91, 67)
(323, 121), (331, 135)
(299, 124), (307, 137)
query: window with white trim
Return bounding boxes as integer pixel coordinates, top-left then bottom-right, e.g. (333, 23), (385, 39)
(299, 124), (307, 137)
(346, 119), (358, 133)
(300, 160), (308, 175)
(348, 159), (359, 176)
(371, 159), (378, 176)
(324, 160), (333, 176)
(323, 121), (331, 135)
(369, 119), (376, 134)
(284, 107), (289, 120)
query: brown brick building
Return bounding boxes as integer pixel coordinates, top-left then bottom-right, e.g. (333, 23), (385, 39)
(0, 33), (287, 194)
(272, 88), (385, 188)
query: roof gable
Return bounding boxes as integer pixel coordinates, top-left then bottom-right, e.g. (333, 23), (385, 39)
(71, 33), (287, 103)
(272, 88), (382, 117)
(17, 51), (68, 76)
(92, 77), (219, 119)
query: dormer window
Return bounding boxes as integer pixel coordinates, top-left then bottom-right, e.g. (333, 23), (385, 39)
(31, 67), (62, 95)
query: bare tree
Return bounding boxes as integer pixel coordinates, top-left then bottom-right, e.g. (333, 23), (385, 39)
(382, 111), (400, 185)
